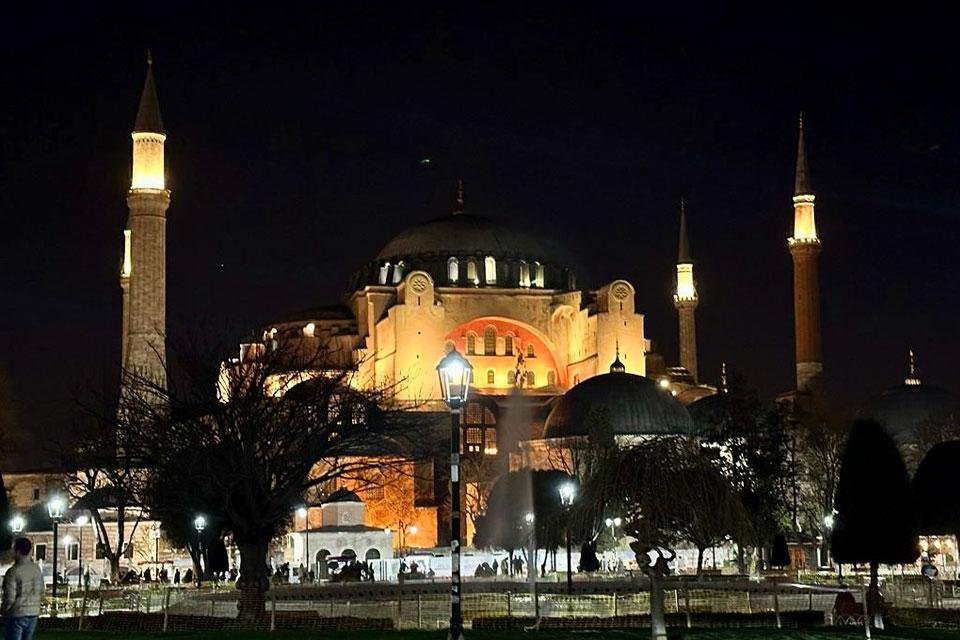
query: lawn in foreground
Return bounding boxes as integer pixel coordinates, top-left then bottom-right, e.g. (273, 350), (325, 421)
(30, 628), (960, 640)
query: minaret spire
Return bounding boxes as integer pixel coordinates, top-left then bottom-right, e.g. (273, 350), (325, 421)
(674, 199), (699, 382)
(453, 179), (465, 214)
(905, 349), (921, 386)
(788, 114), (823, 394)
(794, 112), (812, 197)
(134, 52), (164, 135)
(678, 198), (692, 264)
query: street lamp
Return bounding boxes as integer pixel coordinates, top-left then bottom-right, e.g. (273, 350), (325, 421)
(297, 506), (310, 583)
(9, 515), (25, 534)
(47, 495), (66, 608)
(76, 514), (90, 588)
(605, 516), (622, 541)
(193, 515), (206, 589)
(558, 482), (577, 595)
(436, 348), (472, 640)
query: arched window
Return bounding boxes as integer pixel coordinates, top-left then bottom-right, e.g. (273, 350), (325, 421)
(447, 257), (459, 283)
(378, 262), (390, 285)
(466, 259), (478, 284)
(466, 333), (477, 355)
(519, 261), (530, 288)
(392, 260), (405, 284)
(486, 369), (495, 384)
(484, 256), (497, 285)
(507, 370), (516, 385)
(526, 371), (536, 387)
(504, 335), (514, 356)
(341, 548), (357, 559)
(526, 344), (535, 358)
(484, 327), (496, 355)
(365, 548), (381, 560)
(534, 262), (545, 288)
(547, 370), (556, 386)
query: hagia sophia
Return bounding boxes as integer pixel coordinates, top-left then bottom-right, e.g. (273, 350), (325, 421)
(5, 58), (959, 577)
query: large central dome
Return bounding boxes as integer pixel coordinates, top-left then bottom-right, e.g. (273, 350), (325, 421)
(353, 211), (577, 291)
(376, 214), (553, 262)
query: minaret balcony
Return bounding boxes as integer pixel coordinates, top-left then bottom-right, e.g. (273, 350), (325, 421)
(787, 236), (821, 247)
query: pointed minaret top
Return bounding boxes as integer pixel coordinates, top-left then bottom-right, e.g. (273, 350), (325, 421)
(134, 53), (164, 134)
(452, 179), (465, 215)
(794, 112), (812, 196)
(905, 349), (922, 386)
(678, 199), (692, 264)
(609, 341), (626, 374)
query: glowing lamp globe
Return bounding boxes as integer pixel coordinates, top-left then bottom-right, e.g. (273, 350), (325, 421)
(436, 348), (473, 408)
(47, 495), (66, 520)
(194, 515), (207, 532)
(9, 515), (25, 534)
(558, 482), (577, 507)
(76, 514), (90, 527)
(296, 506), (308, 519)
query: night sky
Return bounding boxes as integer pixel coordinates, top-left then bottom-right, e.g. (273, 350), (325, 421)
(2, 7), (959, 460)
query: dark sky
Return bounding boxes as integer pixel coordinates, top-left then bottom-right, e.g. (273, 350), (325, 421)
(2, 6), (959, 456)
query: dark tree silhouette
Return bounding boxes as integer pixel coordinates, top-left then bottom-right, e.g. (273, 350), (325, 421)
(473, 469), (577, 572)
(110, 337), (426, 621)
(0, 473), (12, 552)
(770, 533), (791, 569)
(913, 440), (960, 541)
(832, 419), (918, 626)
(578, 541), (600, 572)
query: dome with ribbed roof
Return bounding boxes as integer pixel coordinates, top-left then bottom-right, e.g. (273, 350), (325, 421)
(543, 370), (696, 439)
(353, 209), (577, 290)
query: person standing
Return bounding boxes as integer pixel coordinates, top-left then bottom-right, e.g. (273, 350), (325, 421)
(2, 538), (43, 640)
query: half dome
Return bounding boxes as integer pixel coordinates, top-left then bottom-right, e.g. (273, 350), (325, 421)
(543, 371), (696, 439)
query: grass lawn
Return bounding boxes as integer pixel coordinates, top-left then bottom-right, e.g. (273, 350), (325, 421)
(30, 629), (960, 640)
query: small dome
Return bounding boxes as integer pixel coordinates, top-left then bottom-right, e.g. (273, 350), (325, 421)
(543, 371), (695, 439)
(376, 214), (554, 263)
(687, 392), (727, 433)
(323, 488), (362, 504)
(860, 383), (960, 442)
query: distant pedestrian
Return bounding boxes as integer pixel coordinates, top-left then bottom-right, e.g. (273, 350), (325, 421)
(492, 559), (499, 575)
(2, 537), (43, 640)
(173, 568), (181, 585)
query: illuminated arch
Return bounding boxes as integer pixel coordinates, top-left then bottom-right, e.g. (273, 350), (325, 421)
(444, 316), (566, 389)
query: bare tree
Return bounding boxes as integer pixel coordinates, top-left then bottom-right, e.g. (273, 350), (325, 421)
(114, 336), (427, 620)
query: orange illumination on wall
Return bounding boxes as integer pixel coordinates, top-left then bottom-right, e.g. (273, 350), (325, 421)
(131, 132), (166, 190)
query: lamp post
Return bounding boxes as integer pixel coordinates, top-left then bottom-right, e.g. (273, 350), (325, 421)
(558, 482), (577, 595)
(823, 511), (839, 579)
(193, 516), (206, 589)
(604, 516), (622, 543)
(47, 495), (66, 610)
(76, 514), (89, 588)
(9, 515), (24, 534)
(437, 348), (472, 640)
(297, 506), (310, 583)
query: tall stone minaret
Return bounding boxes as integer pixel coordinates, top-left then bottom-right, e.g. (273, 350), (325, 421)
(788, 114), (822, 394)
(121, 53), (169, 387)
(673, 199), (699, 382)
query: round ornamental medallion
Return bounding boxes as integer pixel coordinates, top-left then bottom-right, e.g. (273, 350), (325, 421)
(612, 283), (630, 300)
(410, 275), (429, 293)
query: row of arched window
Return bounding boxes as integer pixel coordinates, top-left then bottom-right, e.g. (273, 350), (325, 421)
(446, 256), (545, 287)
(465, 327), (536, 357)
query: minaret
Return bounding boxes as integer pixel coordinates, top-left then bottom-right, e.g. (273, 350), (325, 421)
(122, 53), (170, 387)
(904, 350), (921, 386)
(673, 199), (699, 382)
(788, 113), (823, 394)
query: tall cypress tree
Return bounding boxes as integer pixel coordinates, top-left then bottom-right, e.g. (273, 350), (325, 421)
(913, 441), (960, 539)
(832, 420), (918, 624)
